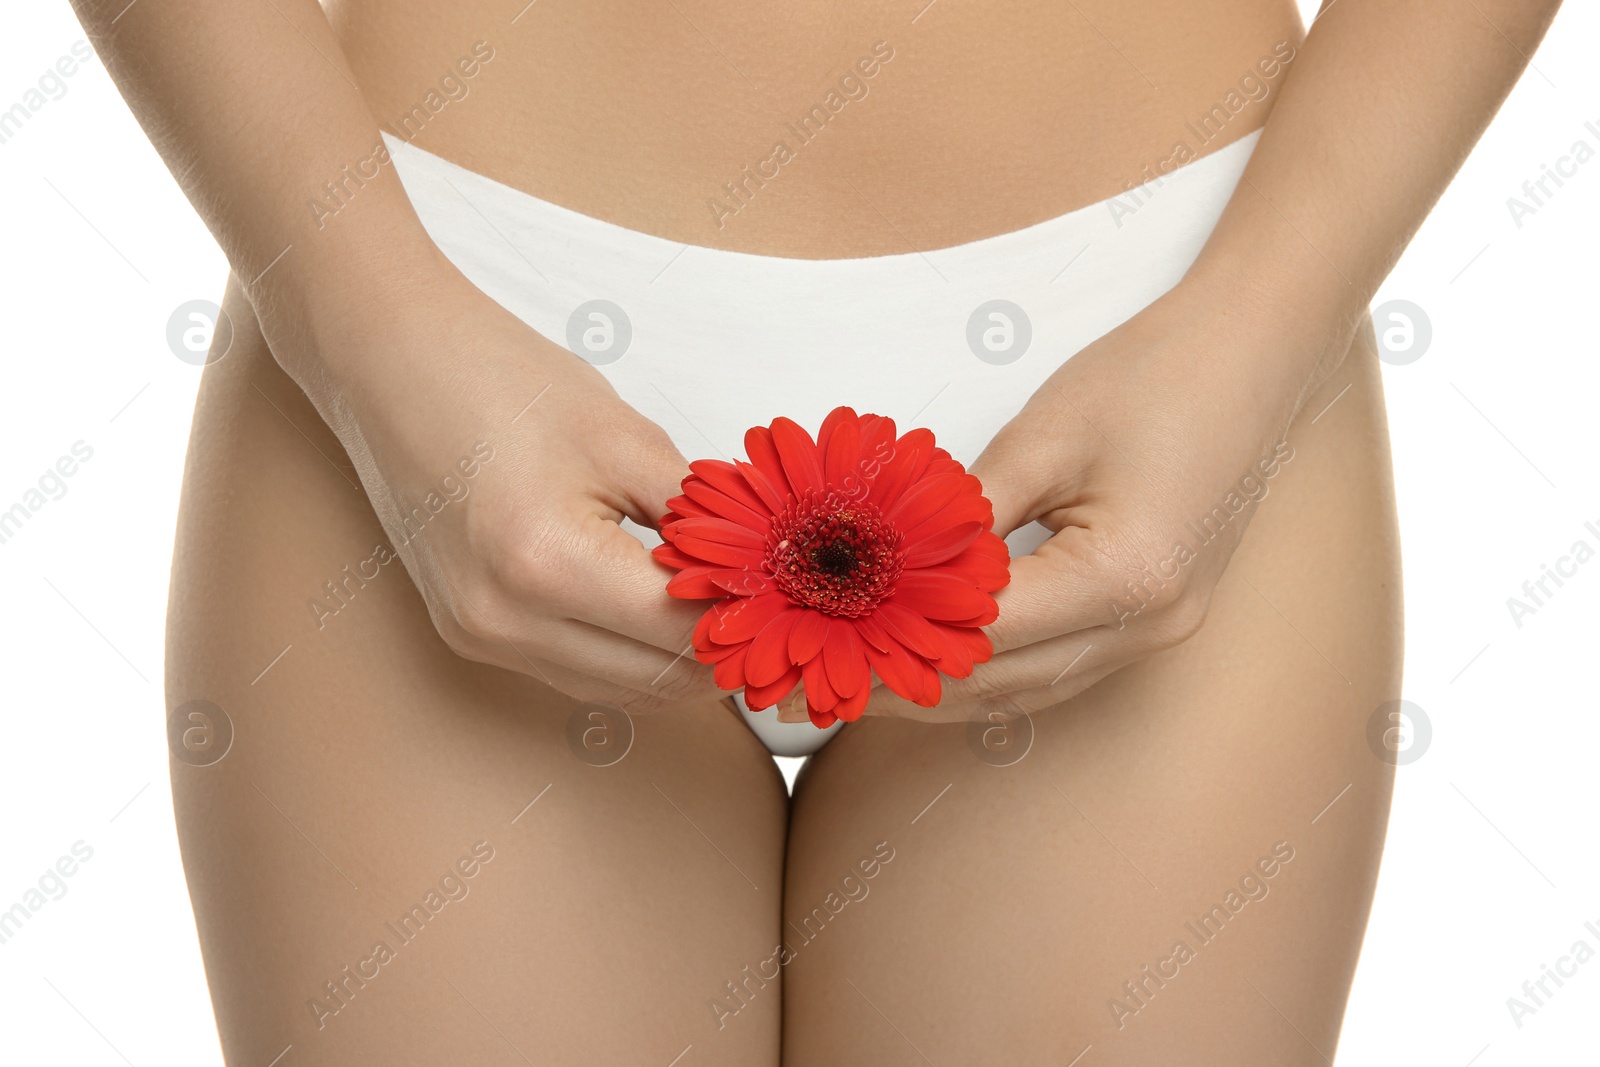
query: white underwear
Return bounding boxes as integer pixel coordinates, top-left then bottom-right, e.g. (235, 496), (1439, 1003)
(384, 128), (1261, 758)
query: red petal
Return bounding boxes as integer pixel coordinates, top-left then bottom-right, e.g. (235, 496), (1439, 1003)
(673, 535), (764, 569)
(666, 567), (727, 599)
(713, 643), (749, 690)
(940, 601), (1001, 628)
(770, 417), (825, 497)
(801, 653), (839, 711)
(706, 593), (792, 644)
(746, 609), (802, 687)
(819, 406), (862, 488)
(832, 684), (871, 723)
(937, 547), (1012, 592)
(874, 602), (947, 660)
(927, 621), (978, 677)
(672, 516), (765, 548)
(822, 620), (870, 697)
(743, 426), (794, 502)
(902, 520), (983, 569)
(692, 604), (721, 650)
(707, 569), (774, 596)
(890, 573), (999, 621)
(682, 481), (770, 532)
(788, 610), (830, 664)
(851, 611), (894, 653)
(902, 496), (994, 546)
(857, 414), (898, 462)
(735, 458), (790, 516)
(807, 704), (840, 729)
(914, 657), (942, 706)
(863, 636), (927, 704)
(868, 447), (922, 510)
(869, 428), (937, 509)
(689, 459), (770, 516)
(969, 530), (1012, 561)
(955, 625), (994, 664)
(885, 473), (970, 529)
(744, 664), (802, 709)
(698, 639), (748, 664)
(664, 494), (715, 519)
(651, 543), (700, 570)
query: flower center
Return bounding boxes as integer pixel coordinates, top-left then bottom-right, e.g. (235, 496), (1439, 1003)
(767, 491), (904, 617)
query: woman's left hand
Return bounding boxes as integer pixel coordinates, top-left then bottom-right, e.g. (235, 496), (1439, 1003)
(856, 275), (1349, 723)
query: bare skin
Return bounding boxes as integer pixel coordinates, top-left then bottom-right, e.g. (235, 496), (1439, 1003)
(67, 0), (1562, 1061)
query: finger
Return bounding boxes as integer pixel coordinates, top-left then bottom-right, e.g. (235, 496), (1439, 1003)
(965, 439), (1042, 539)
(964, 661), (1127, 723)
(965, 401), (1102, 537)
(606, 419), (692, 533)
(984, 533), (1141, 653)
(523, 654), (724, 717)
(774, 690), (812, 723)
(548, 517), (722, 655)
(445, 570), (724, 704)
(860, 619), (1148, 721)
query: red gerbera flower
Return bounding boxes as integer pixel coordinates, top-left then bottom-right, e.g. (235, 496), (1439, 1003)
(652, 406), (1011, 729)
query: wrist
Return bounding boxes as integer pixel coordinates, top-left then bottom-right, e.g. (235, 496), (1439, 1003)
(1169, 228), (1371, 416)
(246, 205), (461, 399)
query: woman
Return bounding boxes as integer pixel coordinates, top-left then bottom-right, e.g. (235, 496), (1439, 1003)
(76, 0), (1557, 1062)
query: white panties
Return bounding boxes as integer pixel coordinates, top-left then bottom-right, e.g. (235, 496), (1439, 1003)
(384, 128), (1261, 758)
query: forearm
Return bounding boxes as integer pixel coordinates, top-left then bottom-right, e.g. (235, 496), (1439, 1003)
(71, 0), (442, 388)
(1185, 0), (1562, 386)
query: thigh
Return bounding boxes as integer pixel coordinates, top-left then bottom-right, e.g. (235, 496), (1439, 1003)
(166, 278), (788, 1067)
(782, 324), (1402, 1065)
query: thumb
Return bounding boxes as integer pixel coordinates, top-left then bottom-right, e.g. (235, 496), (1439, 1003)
(967, 438), (1047, 539)
(612, 417), (693, 532)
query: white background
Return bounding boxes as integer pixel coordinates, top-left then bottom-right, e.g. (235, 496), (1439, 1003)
(2, 2), (1597, 1063)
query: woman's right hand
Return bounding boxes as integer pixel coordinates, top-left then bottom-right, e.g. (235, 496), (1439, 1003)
(269, 258), (722, 715)
(68, 0), (720, 713)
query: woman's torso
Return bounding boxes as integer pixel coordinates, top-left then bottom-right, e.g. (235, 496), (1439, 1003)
(328, 0), (1305, 257)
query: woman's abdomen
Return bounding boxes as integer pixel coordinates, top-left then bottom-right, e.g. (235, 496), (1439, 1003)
(329, 0), (1305, 257)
